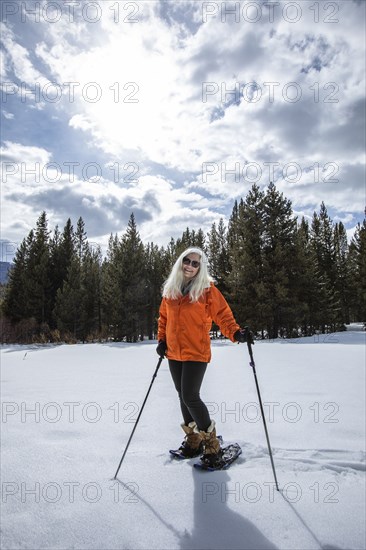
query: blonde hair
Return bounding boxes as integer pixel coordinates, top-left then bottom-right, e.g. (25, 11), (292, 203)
(162, 247), (214, 302)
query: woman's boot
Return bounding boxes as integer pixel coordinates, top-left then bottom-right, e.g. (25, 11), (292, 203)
(175, 421), (204, 458)
(198, 420), (222, 466)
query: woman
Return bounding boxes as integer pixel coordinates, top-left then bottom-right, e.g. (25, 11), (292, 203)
(156, 247), (248, 467)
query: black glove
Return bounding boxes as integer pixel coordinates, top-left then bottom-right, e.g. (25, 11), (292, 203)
(156, 340), (167, 358)
(234, 327), (253, 344)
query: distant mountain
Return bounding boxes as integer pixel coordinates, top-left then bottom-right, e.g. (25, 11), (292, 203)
(0, 262), (12, 284)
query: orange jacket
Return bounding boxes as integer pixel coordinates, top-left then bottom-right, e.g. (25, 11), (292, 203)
(157, 283), (240, 362)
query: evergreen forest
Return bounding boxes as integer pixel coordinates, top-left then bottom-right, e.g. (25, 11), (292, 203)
(1, 183), (365, 343)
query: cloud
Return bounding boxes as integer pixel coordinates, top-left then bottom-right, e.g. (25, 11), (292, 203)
(0, 141), (221, 247)
(0, 22), (48, 86)
(0, 140), (51, 164)
(2, 111), (14, 120)
(0, 0), (365, 250)
(5, 185), (156, 237)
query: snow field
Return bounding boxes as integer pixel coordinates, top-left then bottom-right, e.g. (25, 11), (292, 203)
(1, 331), (365, 549)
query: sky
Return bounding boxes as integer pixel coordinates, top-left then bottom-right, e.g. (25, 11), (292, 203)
(1, 0), (365, 261)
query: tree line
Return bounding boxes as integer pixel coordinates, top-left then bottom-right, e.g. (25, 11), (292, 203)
(1, 183), (365, 343)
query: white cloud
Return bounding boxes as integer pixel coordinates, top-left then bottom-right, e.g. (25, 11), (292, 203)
(0, 140), (51, 165)
(1, 0), (365, 248)
(0, 140), (221, 246)
(69, 113), (94, 131)
(2, 111), (14, 120)
(0, 48), (9, 79)
(0, 22), (48, 87)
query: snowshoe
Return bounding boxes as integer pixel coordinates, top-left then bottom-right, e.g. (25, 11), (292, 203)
(194, 443), (242, 471)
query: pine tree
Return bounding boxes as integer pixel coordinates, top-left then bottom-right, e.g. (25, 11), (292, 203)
(25, 212), (52, 325)
(79, 245), (102, 341)
(120, 214), (146, 341)
(227, 186), (266, 334)
(54, 256), (82, 339)
(48, 224), (61, 310)
(333, 221), (350, 325)
(49, 219), (75, 318)
(53, 217), (102, 341)
(348, 217), (366, 322)
(164, 237), (177, 273)
(293, 218), (319, 335)
(75, 217), (89, 261)
(100, 234), (121, 338)
(310, 203), (342, 332)
(207, 218), (230, 292)
(101, 215), (147, 341)
(59, 219), (75, 270)
(227, 200), (239, 250)
(175, 228), (199, 256)
(260, 183), (297, 338)
(2, 238), (29, 323)
(310, 210), (332, 332)
(144, 243), (166, 339)
(193, 228), (206, 250)
(226, 198), (245, 314)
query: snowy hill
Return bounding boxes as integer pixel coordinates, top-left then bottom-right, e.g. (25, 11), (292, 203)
(1, 331), (365, 550)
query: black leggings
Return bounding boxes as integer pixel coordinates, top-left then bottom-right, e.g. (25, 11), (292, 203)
(168, 360), (211, 432)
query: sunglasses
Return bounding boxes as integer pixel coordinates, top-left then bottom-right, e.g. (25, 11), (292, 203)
(182, 257), (200, 268)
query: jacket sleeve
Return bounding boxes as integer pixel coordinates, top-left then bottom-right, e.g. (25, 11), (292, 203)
(157, 298), (167, 342)
(209, 285), (240, 342)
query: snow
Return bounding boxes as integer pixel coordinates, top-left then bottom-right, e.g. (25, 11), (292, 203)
(1, 329), (365, 550)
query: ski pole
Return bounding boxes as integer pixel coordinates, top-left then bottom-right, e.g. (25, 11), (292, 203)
(113, 356), (164, 479)
(247, 337), (279, 491)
